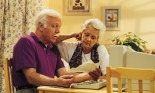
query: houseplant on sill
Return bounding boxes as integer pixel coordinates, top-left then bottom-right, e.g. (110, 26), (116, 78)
(111, 32), (147, 52)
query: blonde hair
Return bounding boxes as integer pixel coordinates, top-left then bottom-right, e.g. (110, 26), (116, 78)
(81, 18), (106, 43)
(35, 9), (62, 28)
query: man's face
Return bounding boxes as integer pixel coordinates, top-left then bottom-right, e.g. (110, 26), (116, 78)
(81, 25), (99, 50)
(42, 16), (62, 44)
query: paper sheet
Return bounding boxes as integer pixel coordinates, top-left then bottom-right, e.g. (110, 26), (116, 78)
(68, 60), (100, 73)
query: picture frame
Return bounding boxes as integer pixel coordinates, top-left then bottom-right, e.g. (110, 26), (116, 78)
(63, 0), (92, 16)
(102, 6), (121, 31)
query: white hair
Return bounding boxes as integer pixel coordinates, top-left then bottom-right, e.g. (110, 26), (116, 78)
(35, 9), (62, 28)
(81, 18), (106, 43)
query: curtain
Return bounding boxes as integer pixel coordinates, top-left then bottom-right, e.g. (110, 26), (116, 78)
(0, 0), (43, 92)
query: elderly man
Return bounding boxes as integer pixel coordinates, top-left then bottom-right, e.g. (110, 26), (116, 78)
(12, 9), (101, 93)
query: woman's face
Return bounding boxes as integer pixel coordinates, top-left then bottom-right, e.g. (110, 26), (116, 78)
(81, 25), (99, 50)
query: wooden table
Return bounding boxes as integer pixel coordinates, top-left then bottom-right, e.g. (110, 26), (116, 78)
(37, 86), (107, 93)
(37, 86), (149, 93)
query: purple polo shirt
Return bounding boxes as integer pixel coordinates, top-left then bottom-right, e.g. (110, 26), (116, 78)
(12, 32), (64, 87)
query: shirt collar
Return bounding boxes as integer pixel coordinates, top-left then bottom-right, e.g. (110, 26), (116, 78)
(30, 32), (53, 48)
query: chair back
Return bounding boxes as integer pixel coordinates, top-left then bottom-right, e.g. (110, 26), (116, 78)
(3, 58), (15, 93)
(106, 66), (155, 93)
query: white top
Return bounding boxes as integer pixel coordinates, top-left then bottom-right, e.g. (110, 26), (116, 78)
(57, 42), (109, 75)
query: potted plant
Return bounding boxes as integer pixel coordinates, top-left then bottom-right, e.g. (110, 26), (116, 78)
(112, 32), (147, 52)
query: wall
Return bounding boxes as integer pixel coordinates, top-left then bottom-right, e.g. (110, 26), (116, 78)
(45, 0), (155, 50)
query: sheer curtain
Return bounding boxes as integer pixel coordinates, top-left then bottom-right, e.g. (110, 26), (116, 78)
(0, 0), (43, 92)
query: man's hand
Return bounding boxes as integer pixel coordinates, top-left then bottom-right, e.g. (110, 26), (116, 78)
(56, 75), (74, 87)
(88, 68), (102, 81)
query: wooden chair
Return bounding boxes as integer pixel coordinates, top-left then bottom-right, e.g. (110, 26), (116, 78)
(3, 58), (15, 93)
(106, 66), (155, 93)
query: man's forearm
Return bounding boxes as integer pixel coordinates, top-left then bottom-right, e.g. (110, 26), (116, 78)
(25, 71), (57, 86)
(23, 68), (58, 86)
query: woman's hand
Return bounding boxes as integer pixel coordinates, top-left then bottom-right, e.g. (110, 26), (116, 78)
(88, 68), (102, 81)
(71, 32), (82, 41)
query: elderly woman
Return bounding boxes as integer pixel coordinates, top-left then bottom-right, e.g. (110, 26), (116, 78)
(57, 18), (109, 79)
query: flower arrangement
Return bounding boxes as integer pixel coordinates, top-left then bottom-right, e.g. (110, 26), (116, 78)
(112, 32), (147, 52)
